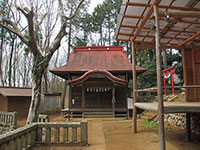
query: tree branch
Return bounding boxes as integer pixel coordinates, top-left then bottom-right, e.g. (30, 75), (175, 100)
(17, 7), (29, 18)
(66, 0), (85, 20)
(45, 0), (85, 60)
(0, 18), (29, 46)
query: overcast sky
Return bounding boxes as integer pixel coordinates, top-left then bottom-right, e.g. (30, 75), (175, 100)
(88, 0), (103, 14)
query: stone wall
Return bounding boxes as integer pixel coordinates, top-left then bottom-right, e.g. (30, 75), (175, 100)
(165, 113), (200, 136)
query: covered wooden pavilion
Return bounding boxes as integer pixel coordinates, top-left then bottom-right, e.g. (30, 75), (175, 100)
(50, 46), (146, 118)
(115, 0), (200, 150)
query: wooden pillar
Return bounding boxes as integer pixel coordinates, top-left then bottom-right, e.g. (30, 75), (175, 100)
(192, 49), (198, 101)
(130, 40), (137, 133)
(186, 113), (191, 141)
(112, 86), (116, 118)
(68, 86), (72, 121)
(154, 5), (166, 150)
(82, 85), (85, 118)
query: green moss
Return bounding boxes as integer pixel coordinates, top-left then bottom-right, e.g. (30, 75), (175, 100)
(139, 121), (158, 129)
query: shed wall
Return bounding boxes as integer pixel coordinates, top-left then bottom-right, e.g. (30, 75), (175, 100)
(7, 97), (31, 118)
(0, 95), (8, 112)
(183, 49), (200, 102)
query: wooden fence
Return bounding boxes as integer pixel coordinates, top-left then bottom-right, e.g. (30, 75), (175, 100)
(0, 121), (88, 150)
(0, 111), (17, 127)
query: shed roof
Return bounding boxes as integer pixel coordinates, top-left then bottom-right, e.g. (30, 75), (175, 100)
(115, 0), (200, 49)
(0, 87), (32, 97)
(50, 46), (146, 79)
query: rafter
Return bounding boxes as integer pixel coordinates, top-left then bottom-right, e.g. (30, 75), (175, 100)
(159, 10), (200, 18)
(121, 24), (196, 34)
(126, 2), (200, 11)
(179, 31), (200, 45)
(131, 0), (162, 41)
(118, 32), (197, 41)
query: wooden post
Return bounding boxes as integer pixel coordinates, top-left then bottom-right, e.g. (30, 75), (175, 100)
(112, 86), (116, 118)
(68, 86), (72, 121)
(130, 40), (137, 133)
(192, 49), (198, 101)
(186, 113), (191, 141)
(154, 5), (166, 150)
(80, 120), (88, 145)
(82, 85), (85, 118)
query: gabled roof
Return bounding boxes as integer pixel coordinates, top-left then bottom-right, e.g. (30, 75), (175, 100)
(0, 87), (32, 97)
(50, 46), (146, 79)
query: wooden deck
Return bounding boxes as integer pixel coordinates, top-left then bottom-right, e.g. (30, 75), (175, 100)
(134, 102), (200, 113)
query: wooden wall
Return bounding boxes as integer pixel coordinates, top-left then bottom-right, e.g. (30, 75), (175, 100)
(8, 97), (31, 118)
(182, 49), (200, 102)
(0, 95), (8, 112)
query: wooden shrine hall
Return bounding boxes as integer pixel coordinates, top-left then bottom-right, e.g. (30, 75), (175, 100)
(115, 0), (200, 150)
(50, 46), (146, 118)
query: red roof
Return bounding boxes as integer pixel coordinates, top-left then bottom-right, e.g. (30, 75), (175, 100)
(69, 70), (127, 85)
(50, 46), (146, 77)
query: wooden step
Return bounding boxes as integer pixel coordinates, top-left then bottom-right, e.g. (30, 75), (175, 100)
(84, 111), (113, 115)
(84, 114), (114, 118)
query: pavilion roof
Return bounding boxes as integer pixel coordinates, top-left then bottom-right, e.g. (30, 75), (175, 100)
(115, 0), (200, 49)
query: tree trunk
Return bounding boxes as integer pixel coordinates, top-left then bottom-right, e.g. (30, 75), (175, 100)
(0, 27), (5, 86)
(26, 54), (46, 124)
(8, 37), (15, 87)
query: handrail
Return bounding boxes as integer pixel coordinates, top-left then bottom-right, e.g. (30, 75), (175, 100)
(0, 121), (88, 150)
(0, 111), (17, 127)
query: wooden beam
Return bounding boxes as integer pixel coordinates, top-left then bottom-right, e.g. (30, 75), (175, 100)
(159, 10), (200, 18)
(121, 24), (196, 34)
(163, 85), (200, 88)
(131, 0), (162, 41)
(130, 41), (137, 133)
(118, 32), (196, 41)
(123, 14), (143, 19)
(154, 5), (166, 150)
(126, 2), (200, 11)
(115, 4), (128, 41)
(179, 31), (200, 45)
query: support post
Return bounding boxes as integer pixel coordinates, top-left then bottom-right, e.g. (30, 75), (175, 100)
(154, 5), (166, 150)
(82, 85), (85, 118)
(130, 40), (137, 133)
(186, 113), (191, 141)
(112, 86), (116, 118)
(68, 86), (72, 121)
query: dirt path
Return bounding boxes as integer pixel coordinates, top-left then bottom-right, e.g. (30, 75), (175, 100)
(88, 121), (106, 150)
(20, 114), (200, 150)
(103, 119), (200, 150)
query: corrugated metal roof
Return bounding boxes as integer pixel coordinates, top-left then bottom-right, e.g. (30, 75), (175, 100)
(50, 46), (146, 78)
(0, 87), (32, 97)
(115, 0), (200, 49)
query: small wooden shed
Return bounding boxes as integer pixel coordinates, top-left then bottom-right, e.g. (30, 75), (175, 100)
(50, 46), (146, 118)
(0, 87), (32, 118)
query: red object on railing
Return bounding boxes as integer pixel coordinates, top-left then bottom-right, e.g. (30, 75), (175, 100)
(162, 65), (176, 95)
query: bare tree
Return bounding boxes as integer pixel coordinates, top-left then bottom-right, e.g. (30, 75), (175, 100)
(0, 0), (85, 124)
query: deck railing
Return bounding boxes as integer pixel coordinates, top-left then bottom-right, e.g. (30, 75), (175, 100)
(0, 111), (17, 127)
(36, 121), (88, 146)
(0, 121), (88, 150)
